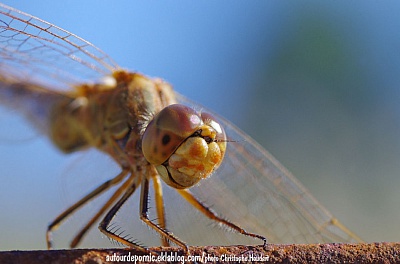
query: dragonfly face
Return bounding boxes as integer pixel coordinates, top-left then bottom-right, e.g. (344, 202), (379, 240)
(0, 3), (362, 251)
(142, 103), (227, 189)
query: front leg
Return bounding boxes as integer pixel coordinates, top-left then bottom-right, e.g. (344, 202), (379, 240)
(177, 189), (267, 246)
(140, 175), (188, 252)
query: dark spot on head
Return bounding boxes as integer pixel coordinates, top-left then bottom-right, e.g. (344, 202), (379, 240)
(162, 134), (171, 145)
(153, 145), (157, 154)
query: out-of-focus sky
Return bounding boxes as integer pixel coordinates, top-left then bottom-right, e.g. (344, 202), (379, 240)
(1, 1), (400, 249)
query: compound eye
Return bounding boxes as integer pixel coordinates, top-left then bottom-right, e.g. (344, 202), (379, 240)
(142, 104), (202, 165)
(201, 112), (226, 143)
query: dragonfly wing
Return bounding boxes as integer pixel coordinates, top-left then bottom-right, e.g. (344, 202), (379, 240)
(0, 3), (121, 138)
(176, 93), (361, 244)
(0, 3), (119, 92)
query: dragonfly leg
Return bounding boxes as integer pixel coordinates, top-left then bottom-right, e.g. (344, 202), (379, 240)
(98, 175), (148, 251)
(140, 174), (189, 252)
(46, 169), (129, 249)
(177, 189), (267, 246)
(70, 172), (136, 248)
(152, 174), (170, 246)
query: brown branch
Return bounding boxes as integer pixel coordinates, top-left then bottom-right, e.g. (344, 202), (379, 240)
(0, 243), (399, 263)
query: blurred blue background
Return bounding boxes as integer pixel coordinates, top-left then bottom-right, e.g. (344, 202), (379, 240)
(1, 0), (400, 249)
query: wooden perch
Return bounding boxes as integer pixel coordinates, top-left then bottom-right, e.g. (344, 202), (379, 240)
(0, 243), (399, 263)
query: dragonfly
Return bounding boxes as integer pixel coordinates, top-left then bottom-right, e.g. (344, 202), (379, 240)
(0, 3), (362, 252)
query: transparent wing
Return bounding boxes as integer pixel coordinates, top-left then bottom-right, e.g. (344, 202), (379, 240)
(0, 3), (120, 137)
(176, 94), (362, 244)
(0, 3), (119, 91)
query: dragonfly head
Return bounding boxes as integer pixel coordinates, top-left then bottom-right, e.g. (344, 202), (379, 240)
(142, 104), (226, 189)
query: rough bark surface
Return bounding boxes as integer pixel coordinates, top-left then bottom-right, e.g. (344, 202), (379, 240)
(0, 243), (399, 263)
